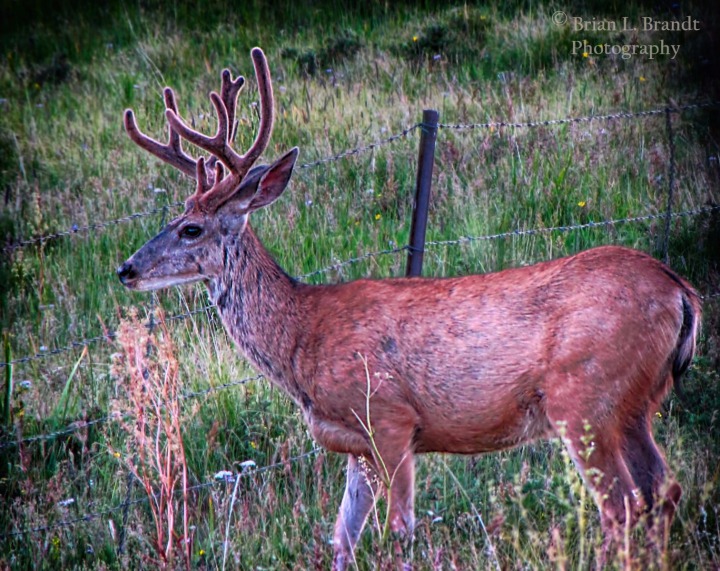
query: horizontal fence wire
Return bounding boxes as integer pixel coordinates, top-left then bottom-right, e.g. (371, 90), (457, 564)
(296, 244), (409, 281)
(2, 201), (184, 254)
(436, 101), (720, 131)
(0, 448), (321, 540)
(1, 304), (216, 368)
(297, 123), (421, 169)
(2, 204), (718, 370)
(422, 205), (720, 249)
(1, 125), (421, 254)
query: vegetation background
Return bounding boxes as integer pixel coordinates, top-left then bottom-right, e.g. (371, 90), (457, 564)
(0, 0), (719, 568)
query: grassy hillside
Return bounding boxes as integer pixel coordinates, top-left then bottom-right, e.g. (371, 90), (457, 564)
(1, 1), (719, 568)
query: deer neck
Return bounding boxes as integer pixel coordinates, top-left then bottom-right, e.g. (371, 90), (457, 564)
(208, 224), (303, 387)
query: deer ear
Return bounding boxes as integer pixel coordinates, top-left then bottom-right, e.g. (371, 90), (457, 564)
(243, 147), (299, 212)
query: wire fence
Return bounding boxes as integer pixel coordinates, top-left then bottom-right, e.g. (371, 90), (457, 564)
(1, 100), (719, 543)
(0, 369), (265, 452)
(2, 202), (182, 254)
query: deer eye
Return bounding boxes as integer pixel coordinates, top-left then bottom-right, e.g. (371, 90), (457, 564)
(180, 225), (203, 238)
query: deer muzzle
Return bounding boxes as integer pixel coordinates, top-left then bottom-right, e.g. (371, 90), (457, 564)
(117, 261), (138, 286)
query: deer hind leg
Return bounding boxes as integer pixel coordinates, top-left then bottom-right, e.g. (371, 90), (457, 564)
(620, 413), (681, 537)
(556, 419), (643, 568)
(549, 411), (642, 542)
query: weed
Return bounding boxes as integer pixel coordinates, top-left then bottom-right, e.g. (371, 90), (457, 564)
(110, 313), (193, 569)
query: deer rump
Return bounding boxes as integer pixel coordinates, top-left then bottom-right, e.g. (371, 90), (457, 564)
(280, 245), (699, 458)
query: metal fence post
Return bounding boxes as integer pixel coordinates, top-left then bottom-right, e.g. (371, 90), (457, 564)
(406, 109), (439, 277)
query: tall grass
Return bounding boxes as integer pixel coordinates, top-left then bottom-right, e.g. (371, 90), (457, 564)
(0, 1), (719, 569)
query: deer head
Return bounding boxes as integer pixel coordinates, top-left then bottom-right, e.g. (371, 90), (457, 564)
(117, 48), (298, 291)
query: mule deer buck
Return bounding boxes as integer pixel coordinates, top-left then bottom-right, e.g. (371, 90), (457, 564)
(117, 48), (701, 568)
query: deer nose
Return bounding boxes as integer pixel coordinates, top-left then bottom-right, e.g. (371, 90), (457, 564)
(117, 261), (137, 282)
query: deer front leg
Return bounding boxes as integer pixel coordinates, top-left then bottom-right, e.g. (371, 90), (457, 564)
(333, 454), (380, 571)
(386, 451), (415, 535)
(386, 451), (416, 571)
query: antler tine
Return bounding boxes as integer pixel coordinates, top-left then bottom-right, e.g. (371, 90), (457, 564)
(202, 70), (244, 176)
(238, 47), (274, 172)
(220, 69), (245, 143)
(195, 156), (211, 195)
(163, 88), (198, 174)
(123, 88), (197, 179)
(214, 160), (225, 183)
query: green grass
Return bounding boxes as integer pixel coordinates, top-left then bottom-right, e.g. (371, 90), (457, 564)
(1, 0), (719, 569)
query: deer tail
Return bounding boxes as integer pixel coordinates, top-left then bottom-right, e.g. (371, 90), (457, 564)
(672, 289), (702, 392)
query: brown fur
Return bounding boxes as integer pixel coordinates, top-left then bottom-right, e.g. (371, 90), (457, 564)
(117, 48), (702, 569)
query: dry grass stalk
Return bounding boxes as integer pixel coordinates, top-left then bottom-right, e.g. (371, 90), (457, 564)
(111, 311), (192, 569)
